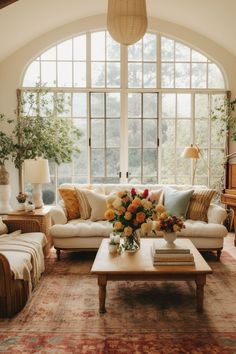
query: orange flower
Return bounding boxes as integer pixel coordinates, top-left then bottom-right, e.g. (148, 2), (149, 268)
(104, 209), (115, 221)
(159, 212), (168, 220)
(155, 204), (166, 213)
(132, 197), (142, 207)
(124, 226), (133, 236)
(117, 206), (126, 215)
(114, 221), (123, 231)
(155, 221), (161, 231)
(136, 212), (146, 223)
(127, 204), (136, 213)
(124, 211), (132, 220)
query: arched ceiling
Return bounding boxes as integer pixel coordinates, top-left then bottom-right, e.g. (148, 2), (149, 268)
(0, 0), (236, 63)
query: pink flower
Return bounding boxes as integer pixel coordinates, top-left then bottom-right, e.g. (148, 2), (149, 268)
(131, 188), (136, 197)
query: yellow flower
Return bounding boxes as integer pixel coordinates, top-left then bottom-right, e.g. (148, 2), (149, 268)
(173, 224), (180, 232)
(124, 226), (133, 236)
(155, 221), (161, 231)
(159, 212), (168, 220)
(155, 204), (166, 213)
(124, 211), (132, 220)
(141, 222), (152, 235)
(117, 206), (126, 215)
(104, 209), (115, 221)
(141, 199), (152, 209)
(114, 221), (123, 231)
(113, 197), (122, 209)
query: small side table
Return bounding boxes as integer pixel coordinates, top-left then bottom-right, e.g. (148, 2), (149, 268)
(6, 205), (52, 254)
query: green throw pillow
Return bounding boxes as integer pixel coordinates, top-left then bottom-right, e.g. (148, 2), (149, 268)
(164, 187), (194, 218)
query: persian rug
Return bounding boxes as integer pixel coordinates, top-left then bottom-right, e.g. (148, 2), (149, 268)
(0, 249), (236, 353)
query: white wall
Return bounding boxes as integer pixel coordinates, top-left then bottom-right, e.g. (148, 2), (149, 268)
(1, 14), (236, 206)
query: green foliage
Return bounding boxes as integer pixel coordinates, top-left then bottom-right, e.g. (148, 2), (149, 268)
(211, 97), (236, 140)
(0, 114), (14, 165)
(13, 84), (81, 169)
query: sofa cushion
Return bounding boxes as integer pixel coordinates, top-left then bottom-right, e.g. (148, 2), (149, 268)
(75, 188), (91, 219)
(149, 189), (163, 203)
(59, 188), (80, 220)
(186, 189), (215, 222)
(86, 190), (108, 221)
(0, 217), (8, 235)
(163, 187), (194, 218)
(178, 220), (227, 238)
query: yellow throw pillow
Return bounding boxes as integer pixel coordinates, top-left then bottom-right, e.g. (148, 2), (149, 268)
(186, 189), (215, 222)
(59, 188), (80, 220)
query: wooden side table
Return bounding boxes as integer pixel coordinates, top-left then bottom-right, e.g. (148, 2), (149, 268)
(6, 205), (52, 254)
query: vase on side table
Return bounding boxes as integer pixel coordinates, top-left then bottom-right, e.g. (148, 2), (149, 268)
(163, 232), (177, 246)
(16, 202), (25, 211)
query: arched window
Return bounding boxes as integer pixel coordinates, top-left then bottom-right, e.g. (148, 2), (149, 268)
(21, 31), (226, 201)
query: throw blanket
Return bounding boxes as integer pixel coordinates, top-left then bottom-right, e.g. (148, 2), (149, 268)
(0, 234), (45, 294)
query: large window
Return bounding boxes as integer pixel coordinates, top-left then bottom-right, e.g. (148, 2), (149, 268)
(21, 31), (226, 201)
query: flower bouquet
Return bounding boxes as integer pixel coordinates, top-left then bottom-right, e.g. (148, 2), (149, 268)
(105, 188), (156, 252)
(16, 192), (27, 203)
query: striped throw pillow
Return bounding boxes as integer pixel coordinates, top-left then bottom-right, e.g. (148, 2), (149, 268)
(186, 189), (215, 222)
(75, 188), (91, 220)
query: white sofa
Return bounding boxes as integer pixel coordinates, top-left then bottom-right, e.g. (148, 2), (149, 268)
(49, 183), (228, 260)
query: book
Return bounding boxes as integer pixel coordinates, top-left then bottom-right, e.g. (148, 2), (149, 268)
(153, 253), (194, 262)
(152, 239), (190, 254)
(153, 261), (195, 266)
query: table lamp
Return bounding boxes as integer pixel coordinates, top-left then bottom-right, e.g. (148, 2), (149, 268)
(181, 144), (200, 185)
(24, 158), (50, 208)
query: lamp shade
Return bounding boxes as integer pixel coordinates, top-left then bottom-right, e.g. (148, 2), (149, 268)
(107, 0), (148, 45)
(181, 145), (200, 159)
(24, 158), (50, 184)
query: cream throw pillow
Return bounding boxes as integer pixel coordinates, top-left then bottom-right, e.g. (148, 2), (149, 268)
(75, 188), (91, 220)
(0, 217), (8, 235)
(85, 190), (108, 221)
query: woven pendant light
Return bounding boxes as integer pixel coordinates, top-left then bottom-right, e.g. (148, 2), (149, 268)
(107, 0), (148, 45)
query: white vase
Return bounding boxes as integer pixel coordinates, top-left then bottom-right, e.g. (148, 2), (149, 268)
(163, 232), (177, 245)
(16, 202), (25, 211)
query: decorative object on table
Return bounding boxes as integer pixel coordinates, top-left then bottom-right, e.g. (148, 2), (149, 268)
(105, 188), (155, 252)
(108, 233), (120, 253)
(25, 201), (35, 212)
(107, 0), (148, 45)
(153, 204), (185, 246)
(16, 192), (27, 211)
(24, 158), (50, 209)
(152, 239), (195, 266)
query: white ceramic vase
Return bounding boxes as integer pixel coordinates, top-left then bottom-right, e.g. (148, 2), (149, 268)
(163, 232), (177, 245)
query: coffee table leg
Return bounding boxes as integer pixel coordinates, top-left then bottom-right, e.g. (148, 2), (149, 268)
(195, 275), (206, 313)
(98, 275), (107, 314)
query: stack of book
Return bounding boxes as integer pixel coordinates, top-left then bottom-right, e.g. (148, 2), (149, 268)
(152, 239), (195, 266)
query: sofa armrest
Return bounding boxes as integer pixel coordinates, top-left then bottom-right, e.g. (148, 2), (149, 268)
(50, 205), (67, 225)
(207, 204), (227, 224)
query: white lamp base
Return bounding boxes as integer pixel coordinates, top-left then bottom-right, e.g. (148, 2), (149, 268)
(32, 183), (44, 209)
(0, 185), (12, 213)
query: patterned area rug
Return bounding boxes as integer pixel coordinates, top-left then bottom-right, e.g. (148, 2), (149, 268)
(0, 249), (236, 353)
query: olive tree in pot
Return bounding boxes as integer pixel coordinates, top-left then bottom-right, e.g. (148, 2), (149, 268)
(13, 85), (81, 201)
(0, 114), (14, 212)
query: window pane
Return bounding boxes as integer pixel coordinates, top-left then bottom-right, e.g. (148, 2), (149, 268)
(192, 50), (207, 62)
(143, 33), (156, 61)
(210, 149), (224, 175)
(128, 120), (141, 147)
(143, 149), (157, 176)
(74, 62), (86, 87)
(128, 63), (142, 88)
(91, 62), (105, 87)
(177, 120), (191, 147)
(41, 62), (56, 87)
(195, 94), (209, 118)
(143, 93), (157, 118)
(106, 93), (120, 118)
(107, 148), (120, 176)
(161, 148), (175, 176)
(106, 33), (120, 61)
(58, 62), (72, 87)
(161, 63), (174, 88)
(143, 120), (157, 147)
(73, 93), (87, 118)
(91, 149), (105, 176)
(107, 119), (120, 147)
(91, 93), (104, 118)
(162, 94), (176, 118)
(143, 63), (156, 88)
(57, 40), (72, 60)
(41, 47), (56, 61)
(208, 63), (225, 89)
(91, 31), (105, 61)
(177, 94), (191, 118)
(107, 62), (120, 87)
(23, 61), (40, 87)
(175, 42), (190, 61)
(128, 93), (141, 118)
(195, 119), (208, 147)
(175, 63), (190, 88)
(129, 149), (141, 177)
(128, 39), (142, 61)
(91, 119), (104, 148)
(161, 37), (174, 61)
(161, 119), (175, 147)
(192, 63), (207, 88)
(73, 35), (86, 61)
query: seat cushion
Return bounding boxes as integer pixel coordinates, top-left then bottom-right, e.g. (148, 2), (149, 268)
(179, 220), (228, 238)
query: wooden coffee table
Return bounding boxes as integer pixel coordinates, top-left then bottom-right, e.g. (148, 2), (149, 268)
(91, 238), (212, 313)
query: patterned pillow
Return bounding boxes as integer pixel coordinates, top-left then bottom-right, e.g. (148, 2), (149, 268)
(58, 188), (80, 220)
(186, 189), (216, 222)
(75, 188), (91, 220)
(0, 217), (8, 235)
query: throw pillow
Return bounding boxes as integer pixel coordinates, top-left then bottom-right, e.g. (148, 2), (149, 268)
(58, 188), (80, 220)
(85, 190), (108, 221)
(163, 187), (194, 218)
(0, 217), (8, 235)
(186, 189), (216, 222)
(149, 189), (163, 204)
(75, 188), (91, 220)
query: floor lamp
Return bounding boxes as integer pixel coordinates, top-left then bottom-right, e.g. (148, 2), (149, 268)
(181, 144), (200, 185)
(24, 158), (50, 208)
